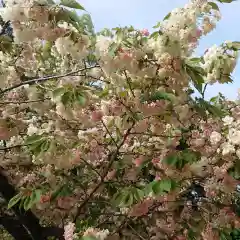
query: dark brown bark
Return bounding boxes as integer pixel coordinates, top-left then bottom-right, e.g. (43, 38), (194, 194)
(0, 169), (64, 240)
(0, 215), (33, 240)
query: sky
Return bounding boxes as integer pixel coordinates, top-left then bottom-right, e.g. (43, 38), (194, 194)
(78, 0), (240, 100)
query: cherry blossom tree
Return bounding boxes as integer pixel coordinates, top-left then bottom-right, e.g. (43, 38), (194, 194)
(0, 0), (240, 239)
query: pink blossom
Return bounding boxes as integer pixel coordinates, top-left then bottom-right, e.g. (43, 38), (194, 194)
(130, 199), (153, 217)
(134, 156), (144, 167)
(123, 52), (133, 60)
(152, 158), (160, 164)
(71, 149), (81, 164)
(105, 170), (116, 180)
(172, 58), (181, 71)
(64, 222), (75, 240)
(0, 127), (10, 140)
(40, 194), (51, 203)
(91, 110), (103, 122)
(173, 236), (186, 240)
(57, 197), (75, 210)
(141, 29), (149, 36)
(188, 35), (198, 43)
(235, 219), (240, 228)
(155, 175), (161, 181)
(135, 119), (149, 133)
(7, 91), (19, 100)
(111, 102), (122, 115)
(195, 28), (202, 37)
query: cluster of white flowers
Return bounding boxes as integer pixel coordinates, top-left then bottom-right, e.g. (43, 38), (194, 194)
(161, 0), (219, 56)
(83, 228), (109, 240)
(27, 121), (54, 136)
(18, 173), (36, 186)
(0, 0), (49, 42)
(210, 131), (222, 145)
(223, 115), (234, 126)
(78, 127), (99, 140)
(220, 115), (240, 156)
(55, 35), (90, 60)
(64, 222), (76, 240)
(6, 135), (24, 147)
(202, 44), (238, 84)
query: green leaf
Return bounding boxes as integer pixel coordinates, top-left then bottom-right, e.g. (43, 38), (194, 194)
(208, 2), (220, 10)
(112, 192), (125, 206)
(153, 21), (161, 29)
(25, 135), (43, 145)
(164, 154), (178, 166)
(226, 41), (240, 50)
(79, 14), (95, 35)
(41, 140), (50, 152)
(150, 179), (176, 195)
(0, 35), (13, 53)
(163, 12), (171, 20)
(19, 198), (25, 210)
(186, 64), (205, 93)
(152, 181), (164, 195)
(210, 96), (219, 103)
(150, 31), (162, 39)
(33, 189), (42, 204)
(108, 42), (119, 57)
(133, 189), (145, 201)
(51, 185), (72, 200)
(123, 192), (134, 207)
(8, 193), (23, 209)
(61, 91), (73, 106)
(24, 190), (42, 210)
(46, 0), (55, 4)
(68, 10), (81, 22)
(76, 94), (86, 105)
(60, 0), (85, 10)
(160, 179), (173, 192)
(81, 237), (97, 240)
(217, 0), (236, 3)
(220, 230), (232, 240)
(23, 196), (31, 211)
(189, 57), (202, 63)
(147, 91), (173, 102)
(200, 99), (225, 117)
(28, 139), (45, 155)
(0, 35), (12, 43)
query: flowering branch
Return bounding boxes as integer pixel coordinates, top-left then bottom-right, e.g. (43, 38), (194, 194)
(0, 65), (99, 95)
(73, 123), (135, 222)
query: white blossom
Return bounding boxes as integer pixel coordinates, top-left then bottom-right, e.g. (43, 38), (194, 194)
(210, 131), (221, 145)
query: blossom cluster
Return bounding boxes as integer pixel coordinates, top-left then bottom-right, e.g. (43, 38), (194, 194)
(0, 0), (240, 239)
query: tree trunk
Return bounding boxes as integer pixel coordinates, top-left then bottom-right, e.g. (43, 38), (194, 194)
(0, 170), (64, 240)
(0, 215), (33, 240)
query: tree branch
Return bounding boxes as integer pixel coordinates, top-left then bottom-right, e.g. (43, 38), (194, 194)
(73, 123), (135, 222)
(0, 65), (99, 95)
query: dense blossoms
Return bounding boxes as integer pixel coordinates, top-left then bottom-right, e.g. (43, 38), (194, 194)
(0, 0), (240, 239)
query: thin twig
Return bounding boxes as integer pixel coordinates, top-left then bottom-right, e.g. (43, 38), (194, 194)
(0, 65), (99, 95)
(80, 157), (102, 179)
(124, 70), (135, 97)
(0, 98), (50, 105)
(127, 223), (145, 240)
(0, 144), (29, 151)
(101, 120), (118, 148)
(73, 123), (135, 222)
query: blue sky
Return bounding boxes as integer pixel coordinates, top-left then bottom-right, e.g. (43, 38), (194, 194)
(79, 0), (240, 100)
